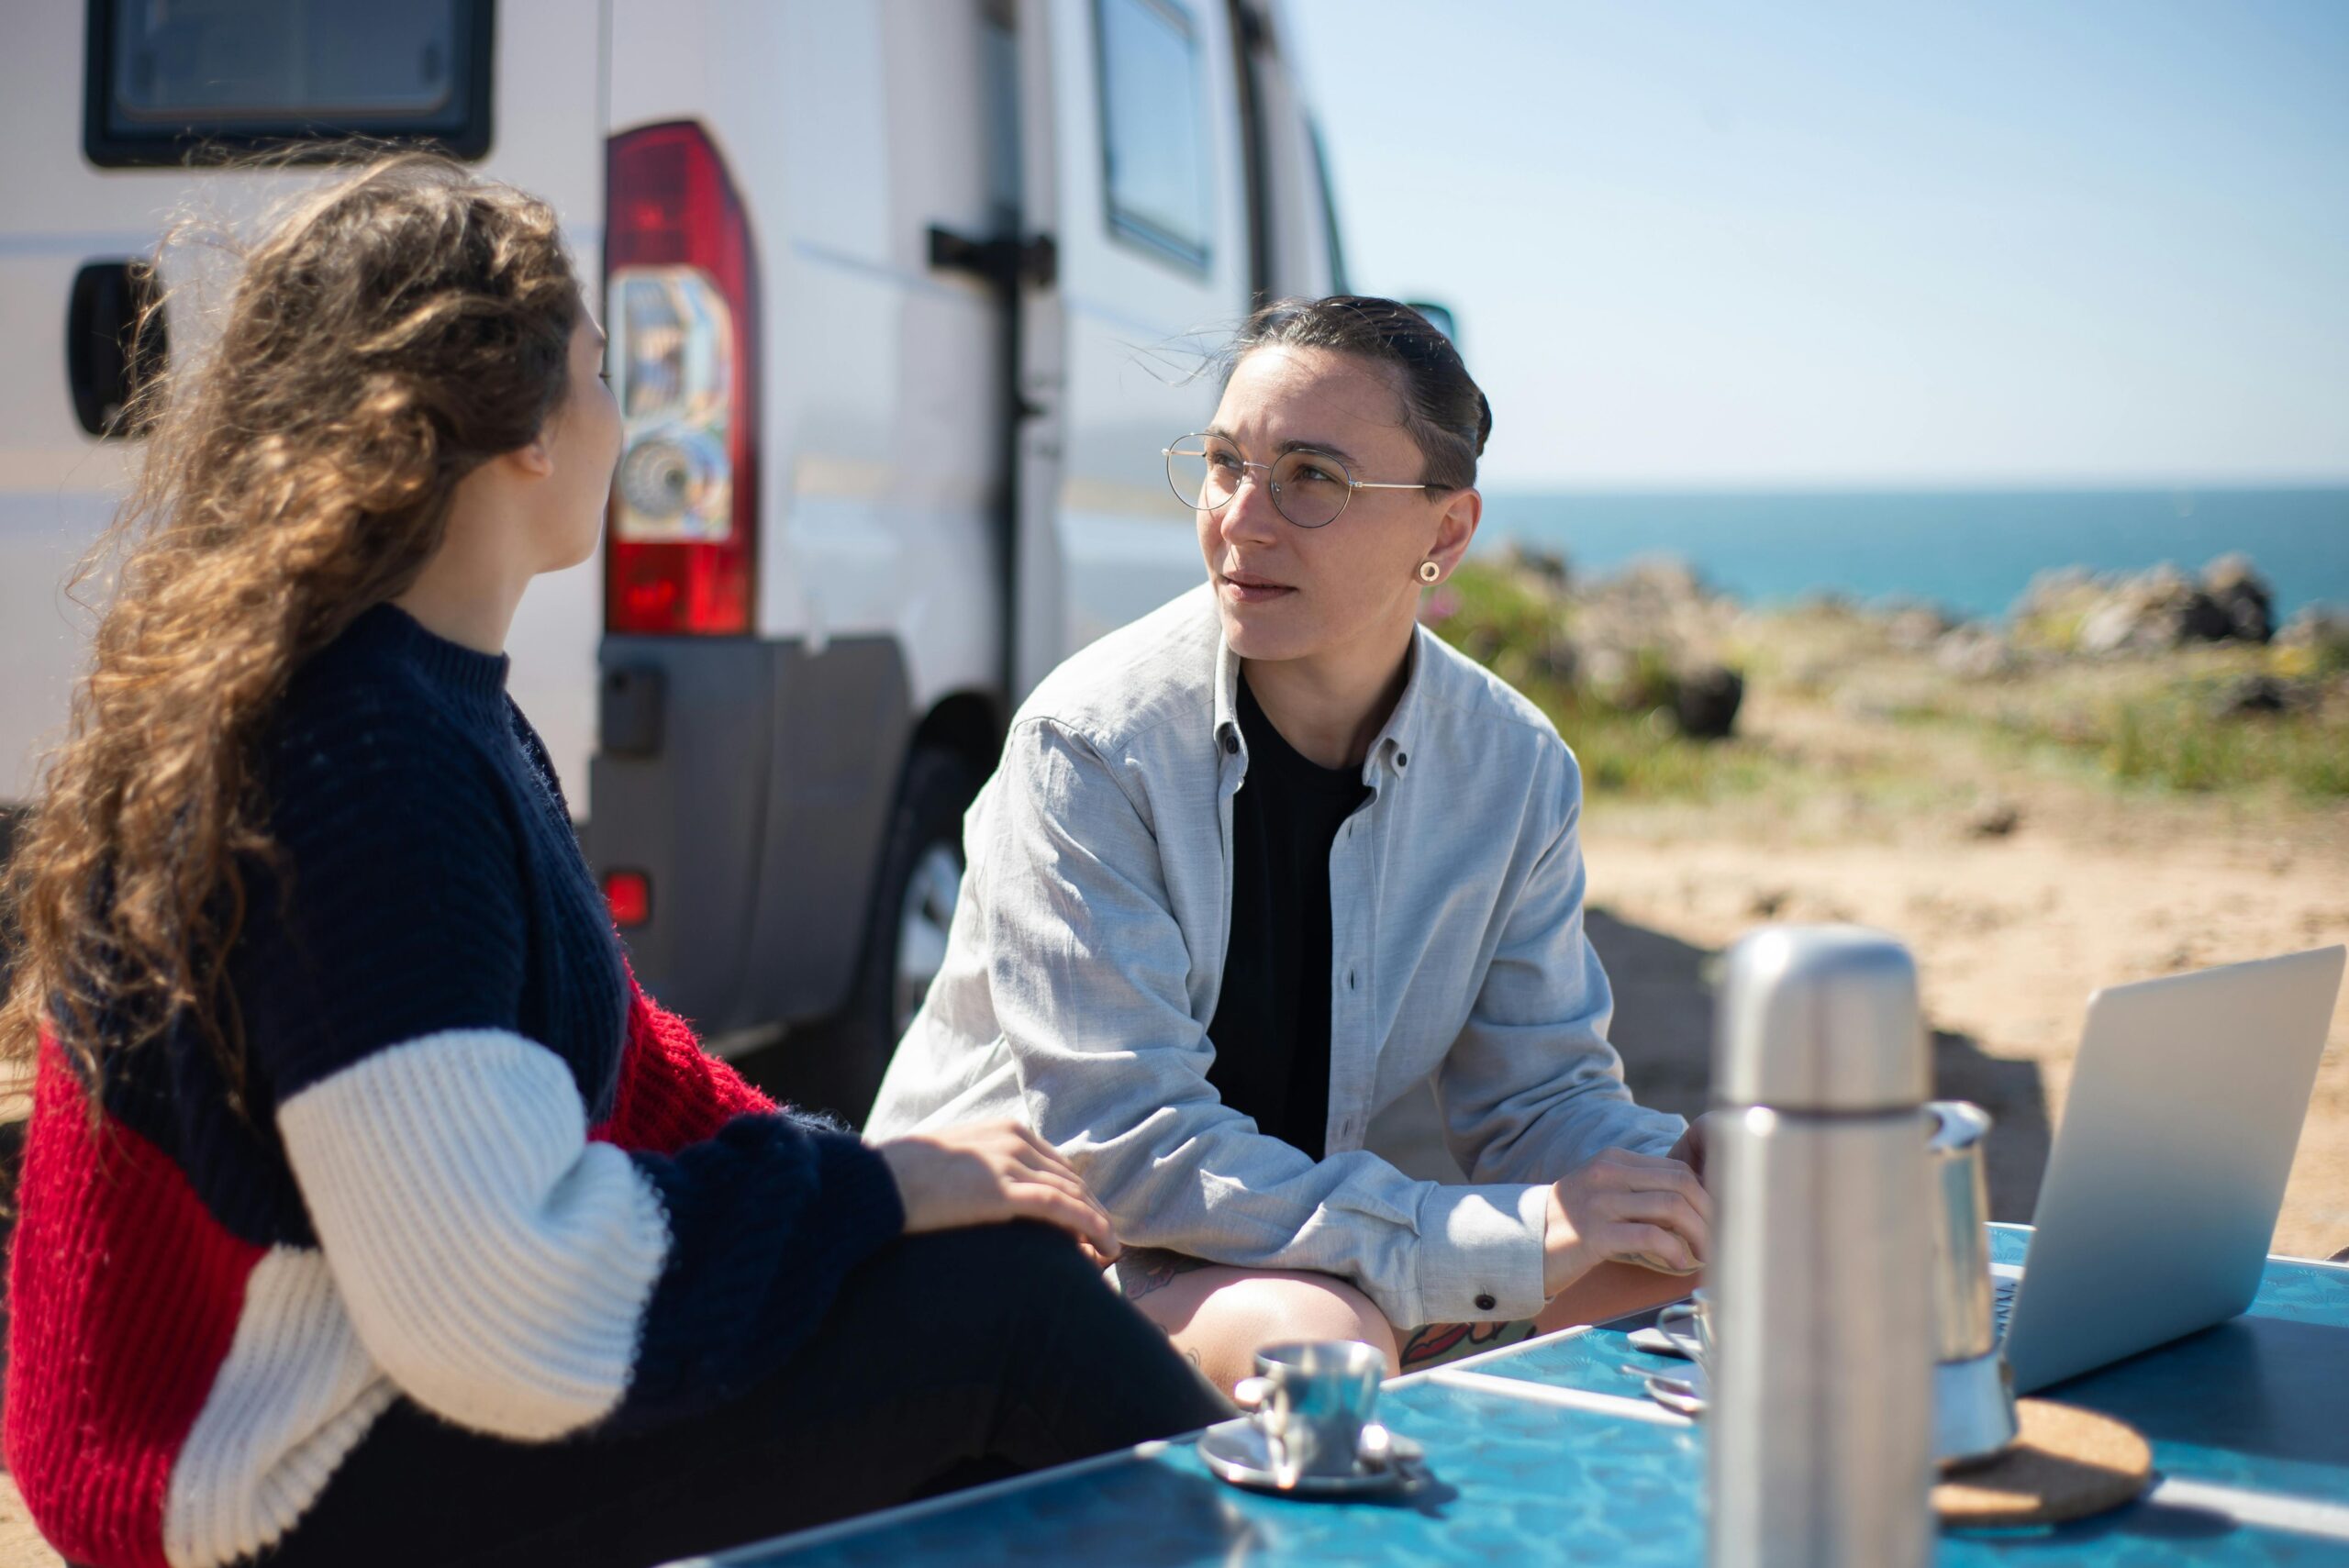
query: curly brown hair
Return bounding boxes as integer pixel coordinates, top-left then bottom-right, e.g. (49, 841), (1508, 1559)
(1, 151), (584, 1102)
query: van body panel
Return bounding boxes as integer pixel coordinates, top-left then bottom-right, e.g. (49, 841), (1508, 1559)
(588, 633), (908, 1032)
(1010, 0), (1253, 694)
(2, 0), (607, 809)
(5, 0), (1353, 1062)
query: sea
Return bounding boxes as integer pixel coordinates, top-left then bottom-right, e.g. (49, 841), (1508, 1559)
(1478, 486), (2349, 624)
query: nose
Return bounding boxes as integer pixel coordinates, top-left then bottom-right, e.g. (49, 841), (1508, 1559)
(1217, 466), (1283, 548)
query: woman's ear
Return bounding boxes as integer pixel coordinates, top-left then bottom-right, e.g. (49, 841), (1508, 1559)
(1428, 486), (1482, 576)
(498, 435), (557, 481)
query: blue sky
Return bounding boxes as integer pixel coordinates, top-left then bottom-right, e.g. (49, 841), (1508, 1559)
(1285, 0), (2349, 490)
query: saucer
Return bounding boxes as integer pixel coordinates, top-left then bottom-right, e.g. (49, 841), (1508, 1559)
(1197, 1416), (1428, 1497)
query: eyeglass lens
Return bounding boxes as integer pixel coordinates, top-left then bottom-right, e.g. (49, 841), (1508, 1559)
(1165, 436), (1353, 528)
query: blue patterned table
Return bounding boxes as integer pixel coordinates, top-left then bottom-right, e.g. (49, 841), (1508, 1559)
(680, 1227), (2349, 1566)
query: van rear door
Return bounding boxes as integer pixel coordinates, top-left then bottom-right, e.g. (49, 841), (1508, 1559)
(1008, 0), (1253, 694)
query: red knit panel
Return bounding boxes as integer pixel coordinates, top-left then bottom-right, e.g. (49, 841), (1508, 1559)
(590, 972), (775, 1156)
(5, 1039), (262, 1568)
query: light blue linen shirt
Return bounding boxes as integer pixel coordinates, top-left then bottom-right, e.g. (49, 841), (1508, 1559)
(866, 584), (1685, 1328)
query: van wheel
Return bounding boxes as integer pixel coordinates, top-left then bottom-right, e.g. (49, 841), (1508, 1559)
(794, 745), (978, 1125)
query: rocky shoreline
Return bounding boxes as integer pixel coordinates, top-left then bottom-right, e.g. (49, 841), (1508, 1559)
(1442, 543), (2349, 758)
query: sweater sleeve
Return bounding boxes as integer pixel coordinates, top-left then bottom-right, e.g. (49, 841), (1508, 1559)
(589, 970), (777, 1154)
(254, 695), (904, 1441)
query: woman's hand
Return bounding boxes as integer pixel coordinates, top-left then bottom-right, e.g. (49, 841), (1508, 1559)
(1541, 1147), (1713, 1298)
(874, 1119), (1122, 1270)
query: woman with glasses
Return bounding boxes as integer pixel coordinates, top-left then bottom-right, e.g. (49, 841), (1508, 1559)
(870, 295), (1716, 1392)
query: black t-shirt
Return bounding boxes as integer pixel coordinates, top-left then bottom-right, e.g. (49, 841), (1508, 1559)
(1205, 674), (1371, 1162)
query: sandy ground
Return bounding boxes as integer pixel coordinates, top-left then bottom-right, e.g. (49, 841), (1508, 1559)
(0, 1478), (51, 1568)
(1571, 697), (2349, 1262)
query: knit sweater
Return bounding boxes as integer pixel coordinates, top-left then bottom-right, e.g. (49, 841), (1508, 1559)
(4, 604), (907, 1568)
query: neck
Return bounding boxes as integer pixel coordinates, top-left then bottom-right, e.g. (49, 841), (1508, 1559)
(392, 495), (533, 655)
(1241, 613), (1417, 771)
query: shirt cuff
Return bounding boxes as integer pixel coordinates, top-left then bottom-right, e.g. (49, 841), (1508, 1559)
(1411, 1183), (1551, 1326)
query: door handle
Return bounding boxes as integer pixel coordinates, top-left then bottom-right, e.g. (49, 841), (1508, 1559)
(927, 227), (1056, 291)
(66, 260), (168, 439)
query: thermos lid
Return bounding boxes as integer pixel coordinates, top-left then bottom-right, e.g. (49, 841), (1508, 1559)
(1714, 925), (1928, 1112)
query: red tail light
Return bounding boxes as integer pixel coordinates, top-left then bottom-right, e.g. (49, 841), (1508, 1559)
(604, 870), (652, 929)
(604, 122), (759, 636)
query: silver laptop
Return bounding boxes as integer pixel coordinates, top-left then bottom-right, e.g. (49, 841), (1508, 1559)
(1993, 944), (2344, 1394)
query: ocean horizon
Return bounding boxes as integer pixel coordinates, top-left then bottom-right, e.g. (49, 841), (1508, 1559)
(1478, 485), (2349, 624)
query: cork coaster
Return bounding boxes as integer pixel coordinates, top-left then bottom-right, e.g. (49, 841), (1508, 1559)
(1933, 1398), (2152, 1528)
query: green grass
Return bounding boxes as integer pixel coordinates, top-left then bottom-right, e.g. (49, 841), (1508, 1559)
(1435, 562), (2349, 806)
(2094, 695), (2349, 797)
(1890, 671), (2348, 802)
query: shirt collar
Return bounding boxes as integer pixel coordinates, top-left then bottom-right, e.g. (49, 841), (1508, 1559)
(1211, 619), (1431, 785)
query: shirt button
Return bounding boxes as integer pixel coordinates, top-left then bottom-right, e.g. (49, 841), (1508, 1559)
(1221, 731), (1239, 755)
(1397, 751), (1409, 769)
(1347, 969), (1357, 989)
(1475, 1293), (1497, 1313)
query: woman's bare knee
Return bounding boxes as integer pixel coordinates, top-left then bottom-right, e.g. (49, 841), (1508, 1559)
(1139, 1269), (1397, 1392)
(1234, 1274), (1398, 1365)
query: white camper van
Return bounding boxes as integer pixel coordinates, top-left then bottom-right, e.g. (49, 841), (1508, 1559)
(2, 0), (1350, 1113)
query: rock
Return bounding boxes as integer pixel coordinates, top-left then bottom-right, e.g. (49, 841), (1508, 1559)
(2200, 553), (2275, 643)
(1674, 663), (1744, 740)
(1582, 646), (1633, 704)
(2278, 606), (2349, 653)
(1498, 539), (1570, 590)
(1936, 625), (2020, 680)
(1965, 799), (2022, 839)
(2211, 673), (2312, 719)
(2076, 563), (2231, 654)
(2012, 566), (2096, 622)
(1883, 602), (1955, 653)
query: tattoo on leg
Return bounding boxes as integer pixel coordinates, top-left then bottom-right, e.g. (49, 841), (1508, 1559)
(1119, 1248), (1213, 1303)
(1398, 1318), (1526, 1371)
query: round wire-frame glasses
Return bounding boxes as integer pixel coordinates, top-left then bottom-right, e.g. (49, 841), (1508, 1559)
(1163, 432), (1436, 529)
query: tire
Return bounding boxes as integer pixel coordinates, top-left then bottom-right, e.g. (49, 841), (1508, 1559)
(783, 744), (979, 1126)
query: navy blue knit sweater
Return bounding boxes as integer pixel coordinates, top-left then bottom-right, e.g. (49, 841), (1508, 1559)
(10, 602), (907, 1567)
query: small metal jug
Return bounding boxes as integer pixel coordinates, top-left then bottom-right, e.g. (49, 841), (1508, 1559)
(1926, 1100), (2020, 1468)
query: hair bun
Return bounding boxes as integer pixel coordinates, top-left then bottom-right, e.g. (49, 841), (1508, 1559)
(1473, 390), (1493, 458)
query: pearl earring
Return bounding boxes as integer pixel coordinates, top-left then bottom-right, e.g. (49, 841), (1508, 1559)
(1418, 560), (1442, 584)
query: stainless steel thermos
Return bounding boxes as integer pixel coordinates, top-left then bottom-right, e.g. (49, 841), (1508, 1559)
(1708, 926), (1936, 1568)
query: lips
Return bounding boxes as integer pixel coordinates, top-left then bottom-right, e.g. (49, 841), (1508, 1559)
(1219, 566), (1295, 604)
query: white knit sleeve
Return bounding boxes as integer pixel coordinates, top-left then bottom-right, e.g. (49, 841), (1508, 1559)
(276, 1029), (673, 1440)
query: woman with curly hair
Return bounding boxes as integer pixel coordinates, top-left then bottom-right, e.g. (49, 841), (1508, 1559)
(1, 154), (1222, 1568)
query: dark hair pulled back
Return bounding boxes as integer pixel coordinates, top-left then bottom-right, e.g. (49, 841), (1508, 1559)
(1227, 295), (1492, 491)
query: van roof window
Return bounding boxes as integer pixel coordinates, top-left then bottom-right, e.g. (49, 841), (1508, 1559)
(85, 0), (493, 166)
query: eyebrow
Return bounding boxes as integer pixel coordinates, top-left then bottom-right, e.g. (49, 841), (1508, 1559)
(1203, 426), (1361, 469)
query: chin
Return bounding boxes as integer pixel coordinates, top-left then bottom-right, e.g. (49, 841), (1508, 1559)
(545, 527), (602, 575)
(1219, 601), (1319, 664)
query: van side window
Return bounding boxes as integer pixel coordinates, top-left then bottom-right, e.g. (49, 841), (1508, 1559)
(85, 0), (493, 166)
(1094, 0), (1213, 272)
